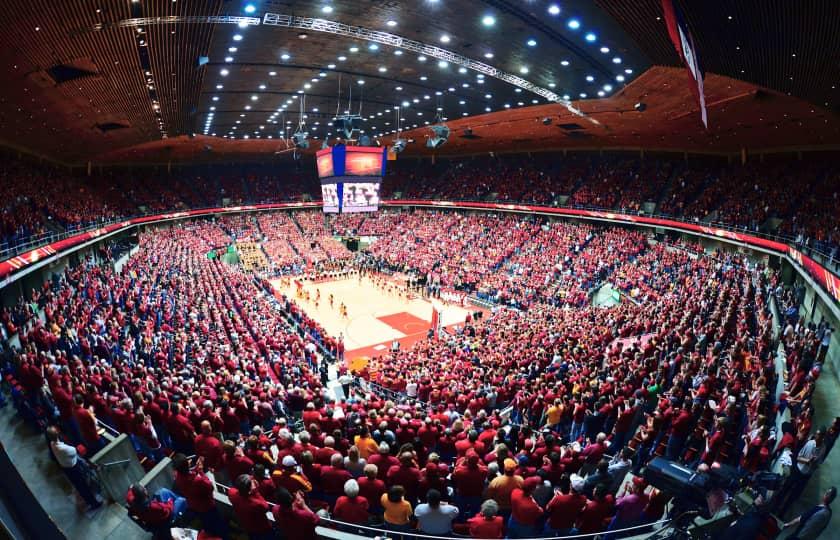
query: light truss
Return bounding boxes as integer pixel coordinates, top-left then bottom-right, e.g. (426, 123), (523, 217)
(262, 13), (596, 124)
(78, 16), (261, 34)
(117, 16), (261, 28)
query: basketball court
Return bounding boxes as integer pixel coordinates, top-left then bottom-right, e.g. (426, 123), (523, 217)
(270, 274), (473, 358)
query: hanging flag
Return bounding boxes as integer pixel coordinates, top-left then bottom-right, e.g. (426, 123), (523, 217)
(430, 306), (441, 339)
(661, 0), (708, 128)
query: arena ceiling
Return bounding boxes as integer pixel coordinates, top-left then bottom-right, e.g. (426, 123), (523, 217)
(0, 0), (838, 165)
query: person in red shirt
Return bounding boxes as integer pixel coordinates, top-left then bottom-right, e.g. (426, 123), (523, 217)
(228, 474), (273, 540)
(272, 455), (313, 496)
(358, 464), (386, 515)
(172, 454), (228, 538)
(72, 394), (102, 453)
(576, 484), (614, 534)
(126, 483), (185, 531)
(367, 442), (399, 480)
(223, 440), (255, 481)
(545, 474), (587, 535)
(333, 478), (370, 524)
(467, 499), (504, 539)
(167, 403), (197, 455)
(509, 476), (544, 537)
(453, 451), (488, 517)
(272, 487), (320, 540)
(319, 453), (353, 507)
(194, 420), (223, 470)
(386, 452), (421, 503)
(666, 403), (694, 461)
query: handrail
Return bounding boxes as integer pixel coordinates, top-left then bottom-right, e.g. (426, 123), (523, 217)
(209, 472), (673, 539)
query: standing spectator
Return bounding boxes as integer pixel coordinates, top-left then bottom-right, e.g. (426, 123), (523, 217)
(358, 464), (386, 515)
(777, 430), (827, 514)
(72, 395), (103, 454)
(467, 499), (504, 539)
(453, 450), (488, 517)
(414, 488), (459, 535)
(333, 479), (370, 524)
(194, 420), (223, 470)
(545, 474), (587, 536)
(272, 455), (312, 496)
(228, 474), (273, 540)
(381, 485), (413, 532)
(386, 452), (421, 503)
(783, 487), (836, 540)
(508, 476), (544, 538)
(321, 453), (353, 507)
(606, 478), (649, 537)
(273, 487), (320, 540)
(172, 454), (228, 538)
(487, 458), (524, 518)
(576, 484), (614, 535)
(46, 426), (101, 511)
(353, 426), (379, 460)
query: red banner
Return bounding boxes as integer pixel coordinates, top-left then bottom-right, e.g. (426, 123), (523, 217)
(1, 200), (838, 305)
(662, 0), (708, 127)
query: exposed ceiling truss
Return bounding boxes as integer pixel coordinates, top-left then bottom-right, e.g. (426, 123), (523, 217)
(261, 13), (596, 125)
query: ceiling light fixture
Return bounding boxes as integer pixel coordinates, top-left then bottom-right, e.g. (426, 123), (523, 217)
(233, 34), (243, 41)
(527, 38), (537, 47)
(548, 4), (561, 15)
(440, 34), (450, 43)
(585, 32), (597, 42)
(482, 15), (496, 27)
(568, 19), (580, 30)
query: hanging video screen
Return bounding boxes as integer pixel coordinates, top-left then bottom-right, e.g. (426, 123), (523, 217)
(341, 180), (381, 213)
(321, 183), (339, 213)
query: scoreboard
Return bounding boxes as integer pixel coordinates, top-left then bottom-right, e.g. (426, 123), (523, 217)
(317, 145), (386, 213)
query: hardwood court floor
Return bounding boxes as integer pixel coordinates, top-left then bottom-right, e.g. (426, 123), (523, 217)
(270, 275), (472, 355)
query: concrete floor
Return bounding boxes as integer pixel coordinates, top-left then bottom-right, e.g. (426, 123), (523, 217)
(0, 405), (148, 540)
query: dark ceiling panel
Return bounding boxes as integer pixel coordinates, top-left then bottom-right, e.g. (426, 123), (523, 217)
(92, 67), (840, 163)
(595, 0), (840, 113)
(0, 1), (837, 163)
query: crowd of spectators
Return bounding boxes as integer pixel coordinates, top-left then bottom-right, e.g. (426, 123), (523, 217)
(2, 153), (839, 264)
(1, 203), (837, 540)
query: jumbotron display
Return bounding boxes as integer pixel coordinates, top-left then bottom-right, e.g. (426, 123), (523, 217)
(317, 145), (386, 213)
(316, 145), (387, 179)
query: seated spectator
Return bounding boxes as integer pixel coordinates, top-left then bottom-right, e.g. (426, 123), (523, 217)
(126, 483), (186, 531)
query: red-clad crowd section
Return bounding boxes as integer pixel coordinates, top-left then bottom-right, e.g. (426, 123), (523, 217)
(2, 201), (838, 305)
(4, 208), (834, 539)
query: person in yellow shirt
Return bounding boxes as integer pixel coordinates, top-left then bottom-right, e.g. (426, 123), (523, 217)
(354, 427), (380, 460)
(545, 399), (564, 431)
(487, 459), (524, 512)
(381, 485), (413, 531)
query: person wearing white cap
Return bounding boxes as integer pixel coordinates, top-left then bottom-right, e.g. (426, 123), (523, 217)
(271, 454), (312, 496)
